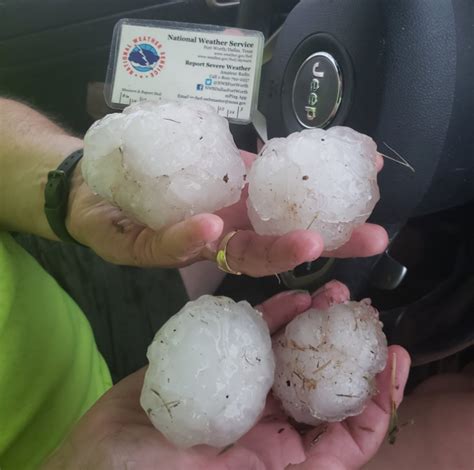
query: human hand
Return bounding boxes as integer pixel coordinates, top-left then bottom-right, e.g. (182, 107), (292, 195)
(66, 151), (387, 276)
(42, 281), (410, 470)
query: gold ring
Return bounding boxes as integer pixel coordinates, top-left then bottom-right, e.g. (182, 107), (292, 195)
(216, 231), (242, 275)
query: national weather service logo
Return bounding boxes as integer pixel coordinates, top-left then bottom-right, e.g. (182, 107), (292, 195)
(122, 36), (166, 78)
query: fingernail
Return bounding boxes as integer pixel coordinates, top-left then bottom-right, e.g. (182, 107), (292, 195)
(291, 289), (310, 296)
(276, 289), (309, 299)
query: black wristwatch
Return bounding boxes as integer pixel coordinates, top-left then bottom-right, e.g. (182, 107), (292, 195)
(44, 148), (85, 245)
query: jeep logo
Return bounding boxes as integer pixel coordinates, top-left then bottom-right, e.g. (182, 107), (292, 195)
(305, 61), (325, 121)
(292, 52), (343, 129)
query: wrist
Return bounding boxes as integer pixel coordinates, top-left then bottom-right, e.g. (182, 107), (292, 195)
(65, 160), (87, 245)
(0, 99), (84, 238)
(0, 135), (83, 239)
(38, 138), (84, 240)
(44, 148), (86, 245)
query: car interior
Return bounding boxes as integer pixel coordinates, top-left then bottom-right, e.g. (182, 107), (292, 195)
(1, 0), (472, 392)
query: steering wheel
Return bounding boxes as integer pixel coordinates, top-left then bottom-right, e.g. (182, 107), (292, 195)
(235, 0), (474, 365)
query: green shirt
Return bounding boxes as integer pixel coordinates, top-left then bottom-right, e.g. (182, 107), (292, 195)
(0, 232), (112, 469)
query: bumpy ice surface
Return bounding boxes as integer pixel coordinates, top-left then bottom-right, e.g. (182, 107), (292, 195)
(82, 100), (245, 230)
(140, 295), (275, 448)
(272, 300), (387, 424)
(247, 127), (380, 250)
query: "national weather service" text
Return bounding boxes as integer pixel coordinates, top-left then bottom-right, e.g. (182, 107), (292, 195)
(168, 33), (254, 49)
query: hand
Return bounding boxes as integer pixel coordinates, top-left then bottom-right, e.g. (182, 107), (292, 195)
(66, 152), (388, 276)
(42, 281), (410, 470)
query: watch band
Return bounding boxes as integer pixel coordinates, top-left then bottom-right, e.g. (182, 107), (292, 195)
(44, 148), (85, 245)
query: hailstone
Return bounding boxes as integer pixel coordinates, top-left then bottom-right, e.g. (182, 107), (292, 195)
(82, 100), (246, 230)
(247, 127), (380, 250)
(140, 295), (275, 448)
(272, 300), (387, 424)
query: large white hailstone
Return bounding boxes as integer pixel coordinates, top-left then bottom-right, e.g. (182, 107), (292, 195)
(82, 100), (246, 230)
(247, 127), (380, 250)
(272, 300), (387, 424)
(140, 295), (275, 448)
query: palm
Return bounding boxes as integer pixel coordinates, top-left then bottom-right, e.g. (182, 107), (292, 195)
(44, 282), (410, 470)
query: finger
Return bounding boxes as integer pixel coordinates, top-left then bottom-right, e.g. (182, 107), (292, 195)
(207, 229), (324, 277)
(300, 346), (411, 468)
(239, 150), (256, 170)
(256, 290), (312, 334)
(371, 345), (411, 411)
(136, 214), (224, 267)
(256, 280), (351, 333)
(310, 280), (350, 309)
(375, 154), (384, 172)
(323, 224), (388, 258)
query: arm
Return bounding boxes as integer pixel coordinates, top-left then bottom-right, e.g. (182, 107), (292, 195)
(0, 98), (387, 274)
(0, 98), (82, 238)
(41, 284), (410, 470)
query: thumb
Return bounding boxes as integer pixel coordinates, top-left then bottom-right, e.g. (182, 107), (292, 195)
(136, 214), (224, 267)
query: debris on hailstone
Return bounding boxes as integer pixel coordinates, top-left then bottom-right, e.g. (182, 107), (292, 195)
(82, 100), (246, 230)
(140, 295), (275, 448)
(272, 300), (387, 424)
(247, 127), (380, 250)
